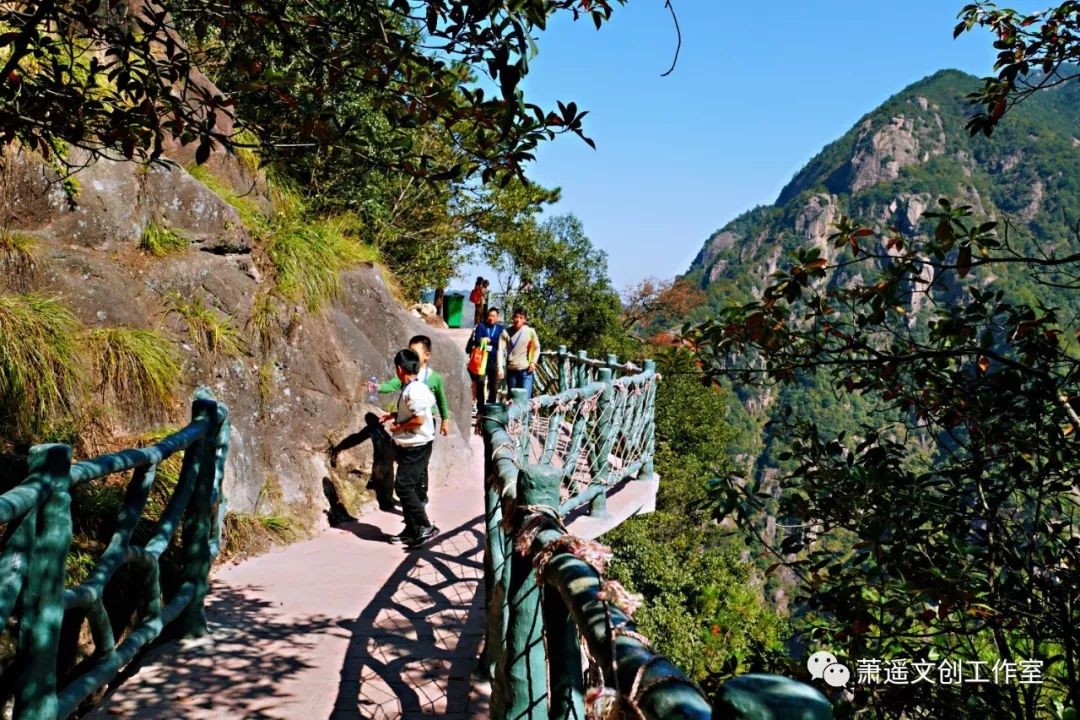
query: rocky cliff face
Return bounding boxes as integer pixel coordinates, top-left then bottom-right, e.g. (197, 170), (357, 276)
(1, 145), (474, 528)
(686, 69), (1080, 315)
(676, 68), (1080, 486)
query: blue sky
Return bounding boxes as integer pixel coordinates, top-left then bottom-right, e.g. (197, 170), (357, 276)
(457, 1), (1019, 293)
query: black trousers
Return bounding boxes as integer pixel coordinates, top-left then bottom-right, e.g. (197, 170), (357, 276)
(394, 441), (433, 536)
(472, 370), (500, 406)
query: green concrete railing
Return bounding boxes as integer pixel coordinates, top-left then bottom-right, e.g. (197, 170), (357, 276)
(480, 351), (832, 720)
(0, 390), (230, 720)
(524, 346), (657, 518)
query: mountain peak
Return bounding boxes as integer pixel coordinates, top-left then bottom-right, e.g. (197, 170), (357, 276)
(776, 70), (980, 205)
(684, 67), (1080, 316)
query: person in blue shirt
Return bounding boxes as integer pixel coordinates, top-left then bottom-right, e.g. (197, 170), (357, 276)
(465, 306), (509, 409)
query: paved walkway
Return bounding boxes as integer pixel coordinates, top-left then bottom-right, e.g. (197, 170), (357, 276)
(91, 325), (657, 719)
(91, 431), (493, 719)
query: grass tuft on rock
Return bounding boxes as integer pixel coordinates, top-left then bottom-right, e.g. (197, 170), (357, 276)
(186, 163), (262, 229)
(0, 292), (83, 437)
(247, 291), (282, 353)
(87, 327), (181, 418)
(0, 231), (37, 286)
(165, 293), (244, 358)
(140, 220), (187, 257)
(266, 215), (376, 312)
(219, 511), (300, 562)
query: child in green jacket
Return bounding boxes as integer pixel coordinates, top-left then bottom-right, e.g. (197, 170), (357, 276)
(372, 334), (450, 436)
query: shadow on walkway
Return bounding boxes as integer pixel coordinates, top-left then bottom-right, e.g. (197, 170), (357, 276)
(87, 586), (333, 719)
(329, 515), (489, 719)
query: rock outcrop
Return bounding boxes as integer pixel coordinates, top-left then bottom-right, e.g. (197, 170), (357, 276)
(2, 147), (474, 529)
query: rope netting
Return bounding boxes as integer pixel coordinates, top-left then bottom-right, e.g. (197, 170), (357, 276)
(504, 351), (658, 510)
(606, 374), (656, 482)
(522, 387), (605, 506)
(532, 354), (563, 397)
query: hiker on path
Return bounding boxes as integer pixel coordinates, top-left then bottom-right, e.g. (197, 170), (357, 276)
(381, 348), (439, 549)
(469, 276), (487, 326)
(372, 335), (450, 438)
(370, 334), (449, 503)
(465, 307), (509, 409)
(329, 412), (396, 511)
(505, 307), (541, 398)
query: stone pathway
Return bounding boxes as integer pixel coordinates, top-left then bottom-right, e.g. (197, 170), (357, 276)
(90, 326), (658, 719)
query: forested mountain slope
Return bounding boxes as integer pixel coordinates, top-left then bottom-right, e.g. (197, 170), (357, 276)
(687, 69), (1080, 314)
(682, 68), (1080, 463)
(672, 67), (1080, 716)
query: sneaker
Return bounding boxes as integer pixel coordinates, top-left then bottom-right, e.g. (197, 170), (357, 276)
(405, 525), (440, 549)
(387, 529), (414, 544)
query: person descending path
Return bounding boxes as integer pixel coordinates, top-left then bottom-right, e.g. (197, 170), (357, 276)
(469, 276), (487, 326)
(382, 348), (440, 549)
(505, 307), (541, 398)
(465, 307), (508, 411)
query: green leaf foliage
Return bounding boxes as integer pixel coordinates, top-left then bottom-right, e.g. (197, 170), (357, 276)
(0, 0), (622, 181)
(604, 350), (787, 691)
(683, 62), (1080, 718)
(485, 209), (624, 354)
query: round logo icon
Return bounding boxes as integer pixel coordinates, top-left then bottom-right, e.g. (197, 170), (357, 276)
(806, 650), (850, 687)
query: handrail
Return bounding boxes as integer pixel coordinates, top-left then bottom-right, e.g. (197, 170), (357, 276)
(510, 349), (658, 517)
(0, 389), (230, 720)
(479, 350), (832, 719)
(533, 345), (641, 398)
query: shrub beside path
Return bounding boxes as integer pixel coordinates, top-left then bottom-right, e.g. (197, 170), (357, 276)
(91, 326), (657, 719)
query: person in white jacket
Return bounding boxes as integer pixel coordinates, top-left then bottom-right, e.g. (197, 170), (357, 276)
(505, 308), (541, 398)
(380, 348), (439, 549)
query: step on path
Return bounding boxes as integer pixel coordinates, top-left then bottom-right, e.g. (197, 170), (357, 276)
(91, 328), (658, 719)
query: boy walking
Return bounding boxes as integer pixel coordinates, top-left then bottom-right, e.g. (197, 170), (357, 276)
(371, 334), (450, 503)
(381, 348), (439, 549)
(373, 335), (451, 438)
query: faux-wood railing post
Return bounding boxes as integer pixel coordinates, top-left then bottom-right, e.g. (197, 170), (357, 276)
(178, 395), (226, 637)
(542, 551), (713, 720)
(16, 443), (73, 720)
(481, 403), (514, 695)
(575, 350), (588, 389)
(502, 466), (562, 720)
(588, 368), (615, 518)
(481, 403), (511, 687)
(543, 568), (584, 720)
(641, 360), (657, 478)
(556, 346), (568, 392)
